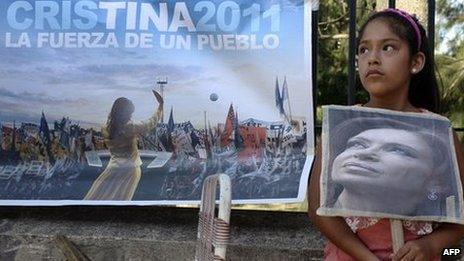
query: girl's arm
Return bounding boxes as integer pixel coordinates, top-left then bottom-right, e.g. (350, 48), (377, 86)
(393, 131), (464, 260)
(308, 140), (380, 260)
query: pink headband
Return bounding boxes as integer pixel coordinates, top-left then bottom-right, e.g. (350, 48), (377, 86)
(381, 8), (422, 50)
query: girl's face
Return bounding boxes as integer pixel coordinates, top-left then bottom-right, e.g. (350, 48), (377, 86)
(332, 128), (433, 209)
(357, 19), (414, 99)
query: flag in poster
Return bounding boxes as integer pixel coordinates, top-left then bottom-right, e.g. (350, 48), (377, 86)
(0, 0), (314, 205)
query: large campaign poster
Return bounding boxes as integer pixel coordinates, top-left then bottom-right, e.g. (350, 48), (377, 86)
(0, 0), (314, 205)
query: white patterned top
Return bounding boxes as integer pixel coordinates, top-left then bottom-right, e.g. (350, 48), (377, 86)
(344, 217), (434, 235)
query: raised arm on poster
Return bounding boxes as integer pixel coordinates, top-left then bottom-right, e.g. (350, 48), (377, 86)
(308, 8), (464, 260)
(0, 0), (314, 205)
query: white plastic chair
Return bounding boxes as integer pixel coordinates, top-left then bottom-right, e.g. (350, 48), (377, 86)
(195, 174), (231, 261)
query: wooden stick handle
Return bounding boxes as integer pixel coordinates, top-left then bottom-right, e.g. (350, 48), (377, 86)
(390, 219), (404, 253)
(54, 235), (91, 261)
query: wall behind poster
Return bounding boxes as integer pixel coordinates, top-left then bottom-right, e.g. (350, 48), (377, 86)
(0, 0), (314, 205)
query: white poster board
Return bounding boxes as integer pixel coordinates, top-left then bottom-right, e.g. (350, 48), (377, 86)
(318, 105), (464, 224)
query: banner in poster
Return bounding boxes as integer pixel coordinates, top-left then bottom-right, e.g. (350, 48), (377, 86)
(0, 0), (314, 205)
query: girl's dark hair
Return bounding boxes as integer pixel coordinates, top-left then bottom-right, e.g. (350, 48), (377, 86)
(357, 10), (440, 113)
(107, 97), (135, 139)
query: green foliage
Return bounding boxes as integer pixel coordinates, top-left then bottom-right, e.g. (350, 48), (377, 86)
(316, 0), (348, 106)
(437, 0), (464, 43)
(436, 54), (464, 114)
(316, 0), (375, 108)
(435, 0), (464, 121)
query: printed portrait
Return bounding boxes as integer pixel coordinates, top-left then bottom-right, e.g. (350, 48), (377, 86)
(318, 106), (464, 224)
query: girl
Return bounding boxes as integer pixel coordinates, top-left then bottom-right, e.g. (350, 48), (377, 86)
(85, 93), (162, 201)
(308, 8), (464, 260)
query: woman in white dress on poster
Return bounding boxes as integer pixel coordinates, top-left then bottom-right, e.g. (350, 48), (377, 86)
(84, 91), (163, 201)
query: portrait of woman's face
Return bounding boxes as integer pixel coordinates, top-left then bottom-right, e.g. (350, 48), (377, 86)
(331, 128), (434, 212)
(319, 106), (462, 222)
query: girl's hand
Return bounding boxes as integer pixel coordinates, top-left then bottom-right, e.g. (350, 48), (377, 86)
(390, 239), (433, 261)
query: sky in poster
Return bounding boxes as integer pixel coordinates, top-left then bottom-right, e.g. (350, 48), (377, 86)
(0, 0), (309, 128)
